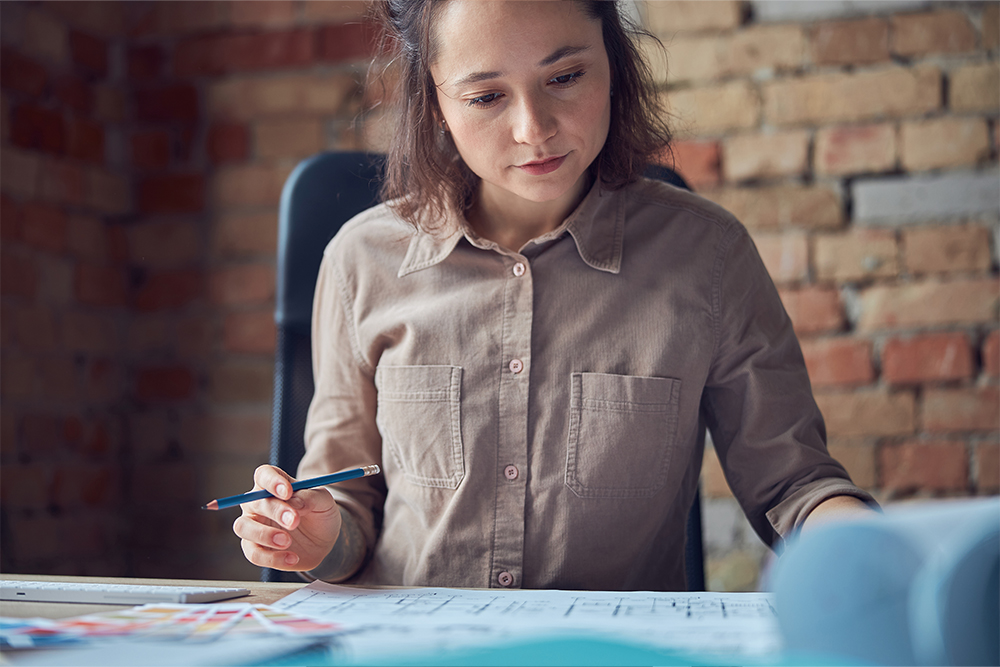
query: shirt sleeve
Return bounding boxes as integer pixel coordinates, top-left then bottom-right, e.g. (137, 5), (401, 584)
(701, 224), (876, 547)
(299, 247), (386, 566)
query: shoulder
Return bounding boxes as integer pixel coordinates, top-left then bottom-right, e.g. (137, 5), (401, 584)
(324, 201), (416, 264)
(624, 177), (744, 238)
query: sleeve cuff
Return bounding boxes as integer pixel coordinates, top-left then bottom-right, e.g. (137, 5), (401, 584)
(765, 479), (880, 544)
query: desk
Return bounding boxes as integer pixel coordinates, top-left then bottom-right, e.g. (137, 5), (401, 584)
(0, 573), (303, 620)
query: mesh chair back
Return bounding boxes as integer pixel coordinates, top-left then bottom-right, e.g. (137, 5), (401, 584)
(266, 152), (705, 590)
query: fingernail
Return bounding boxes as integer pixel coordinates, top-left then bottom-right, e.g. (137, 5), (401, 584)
(284, 553), (298, 566)
(276, 484), (289, 497)
(273, 533), (290, 547)
(282, 511), (295, 526)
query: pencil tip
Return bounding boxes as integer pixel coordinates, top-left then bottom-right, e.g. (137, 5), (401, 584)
(202, 501), (219, 511)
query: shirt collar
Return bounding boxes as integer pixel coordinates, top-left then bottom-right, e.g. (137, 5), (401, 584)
(398, 179), (625, 277)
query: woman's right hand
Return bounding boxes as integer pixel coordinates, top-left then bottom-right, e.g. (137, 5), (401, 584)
(232, 465), (343, 572)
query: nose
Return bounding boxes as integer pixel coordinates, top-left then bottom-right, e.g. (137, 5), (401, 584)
(511, 93), (557, 146)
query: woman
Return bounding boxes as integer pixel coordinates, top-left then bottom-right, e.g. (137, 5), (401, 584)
(233, 0), (877, 591)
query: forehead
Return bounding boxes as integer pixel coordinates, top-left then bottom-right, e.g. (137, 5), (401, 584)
(430, 1), (604, 80)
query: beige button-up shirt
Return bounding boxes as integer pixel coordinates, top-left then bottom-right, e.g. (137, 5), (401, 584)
(300, 177), (873, 591)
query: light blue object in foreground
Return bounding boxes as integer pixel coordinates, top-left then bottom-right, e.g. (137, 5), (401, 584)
(772, 497), (1000, 666)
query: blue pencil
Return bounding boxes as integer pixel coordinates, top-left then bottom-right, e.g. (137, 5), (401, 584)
(201, 464), (381, 510)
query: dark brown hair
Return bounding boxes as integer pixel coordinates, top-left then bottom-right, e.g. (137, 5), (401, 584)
(367, 0), (673, 233)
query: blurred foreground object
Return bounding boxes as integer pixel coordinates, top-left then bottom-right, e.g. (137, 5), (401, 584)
(773, 497), (999, 666)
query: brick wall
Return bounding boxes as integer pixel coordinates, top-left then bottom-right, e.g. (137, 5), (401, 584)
(0, 1), (996, 590)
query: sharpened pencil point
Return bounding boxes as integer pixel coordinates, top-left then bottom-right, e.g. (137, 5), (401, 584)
(203, 500), (218, 511)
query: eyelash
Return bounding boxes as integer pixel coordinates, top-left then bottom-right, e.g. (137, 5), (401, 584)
(466, 70), (587, 109)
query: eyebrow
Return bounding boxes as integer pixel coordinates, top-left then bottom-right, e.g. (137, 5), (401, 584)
(450, 44), (591, 88)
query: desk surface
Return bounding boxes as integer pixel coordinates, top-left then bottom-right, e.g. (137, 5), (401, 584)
(0, 573), (304, 620)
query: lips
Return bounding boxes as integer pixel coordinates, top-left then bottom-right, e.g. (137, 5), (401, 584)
(517, 154), (567, 176)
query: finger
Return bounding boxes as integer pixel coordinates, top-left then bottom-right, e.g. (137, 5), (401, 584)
(252, 465), (296, 500)
(240, 538), (300, 570)
(233, 515), (295, 550)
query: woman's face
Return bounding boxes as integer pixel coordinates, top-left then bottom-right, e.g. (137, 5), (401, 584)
(430, 1), (612, 214)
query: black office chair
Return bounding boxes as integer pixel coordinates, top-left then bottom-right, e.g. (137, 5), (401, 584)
(265, 152), (705, 590)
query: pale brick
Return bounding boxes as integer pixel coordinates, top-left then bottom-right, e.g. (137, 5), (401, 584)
(208, 74), (359, 120)
(211, 211), (278, 257)
(86, 167), (131, 215)
(778, 286), (845, 335)
(644, 1), (743, 35)
(208, 264), (275, 305)
(701, 446), (733, 498)
(882, 332), (974, 385)
(853, 171), (1000, 225)
(750, 232), (808, 284)
(857, 278), (999, 331)
(146, 1), (230, 35)
(180, 410), (271, 456)
(814, 123), (896, 177)
(975, 441), (999, 493)
(950, 63), (1000, 113)
(253, 118), (325, 159)
(663, 35), (726, 83)
(127, 220), (203, 268)
(902, 225), (993, 275)
(92, 85), (126, 124)
(223, 310), (276, 354)
(891, 10), (976, 57)
(1, 92), (9, 143)
(722, 130), (809, 182)
(301, 0), (368, 23)
(23, 8), (70, 66)
(815, 389), (915, 437)
(208, 360), (273, 404)
(983, 331), (1000, 378)
(900, 117), (991, 172)
(211, 164), (293, 208)
(813, 229), (899, 282)
(665, 81), (760, 136)
(706, 184), (842, 230)
(1, 147), (42, 199)
(640, 34), (670, 86)
(985, 3), (999, 51)
(922, 386), (1000, 432)
(810, 17), (889, 66)
(879, 441), (968, 492)
(229, 0), (294, 28)
(800, 337), (875, 387)
(728, 25), (806, 76)
(762, 65), (940, 126)
(826, 440), (876, 489)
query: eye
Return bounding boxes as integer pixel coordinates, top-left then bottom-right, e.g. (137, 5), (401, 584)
(467, 92), (503, 109)
(550, 70), (585, 87)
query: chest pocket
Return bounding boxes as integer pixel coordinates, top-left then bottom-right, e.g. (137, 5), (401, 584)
(375, 365), (465, 489)
(565, 372), (681, 499)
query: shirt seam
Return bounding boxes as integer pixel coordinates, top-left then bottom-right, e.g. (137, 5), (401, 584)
(329, 251), (376, 376)
(710, 226), (742, 363)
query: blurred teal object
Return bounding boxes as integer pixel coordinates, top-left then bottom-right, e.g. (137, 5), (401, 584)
(772, 497), (1000, 666)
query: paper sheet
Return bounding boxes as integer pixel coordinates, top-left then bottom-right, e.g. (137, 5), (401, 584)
(274, 581), (783, 660)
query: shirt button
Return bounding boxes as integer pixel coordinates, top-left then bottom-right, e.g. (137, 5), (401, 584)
(504, 465), (518, 481)
(509, 359), (524, 374)
(512, 262), (526, 277)
(497, 571), (514, 587)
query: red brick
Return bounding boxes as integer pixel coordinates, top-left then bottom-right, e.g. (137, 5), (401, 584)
(85, 358), (122, 404)
(10, 104), (67, 155)
(815, 389), (915, 437)
(174, 29), (316, 77)
(0, 194), (21, 241)
(318, 22), (378, 63)
(53, 75), (91, 115)
(922, 386), (1000, 432)
(10, 305), (59, 352)
(0, 463), (51, 508)
(800, 337), (874, 388)
(136, 365), (197, 401)
(38, 357), (80, 402)
(126, 219), (202, 269)
(883, 332), (974, 385)
(983, 331), (1000, 379)
(857, 279), (999, 331)
(662, 140), (720, 189)
(891, 10), (976, 57)
(67, 118), (105, 164)
(75, 263), (127, 307)
(1, 251), (38, 298)
(138, 174), (205, 214)
(0, 48), (47, 97)
(879, 441), (968, 492)
(134, 84), (199, 123)
(38, 156), (86, 207)
(902, 225), (992, 276)
(810, 17), (889, 67)
(134, 269), (204, 311)
(21, 202), (68, 253)
(211, 211), (278, 257)
(130, 130), (171, 171)
(127, 45), (164, 81)
(231, 0), (295, 27)
(224, 310), (276, 354)
(814, 123), (896, 177)
(778, 286), (845, 335)
(975, 441), (999, 493)
(207, 122), (249, 164)
(61, 311), (118, 354)
(209, 264), (275, 305)
(87, 167), (131, 215)
(69, 30), (108, 76)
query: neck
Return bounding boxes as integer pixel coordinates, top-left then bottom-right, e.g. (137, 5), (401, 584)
(470, 173), (592, 252)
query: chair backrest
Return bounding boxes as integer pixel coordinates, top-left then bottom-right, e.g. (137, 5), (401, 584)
(266, 152), (705, 590)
